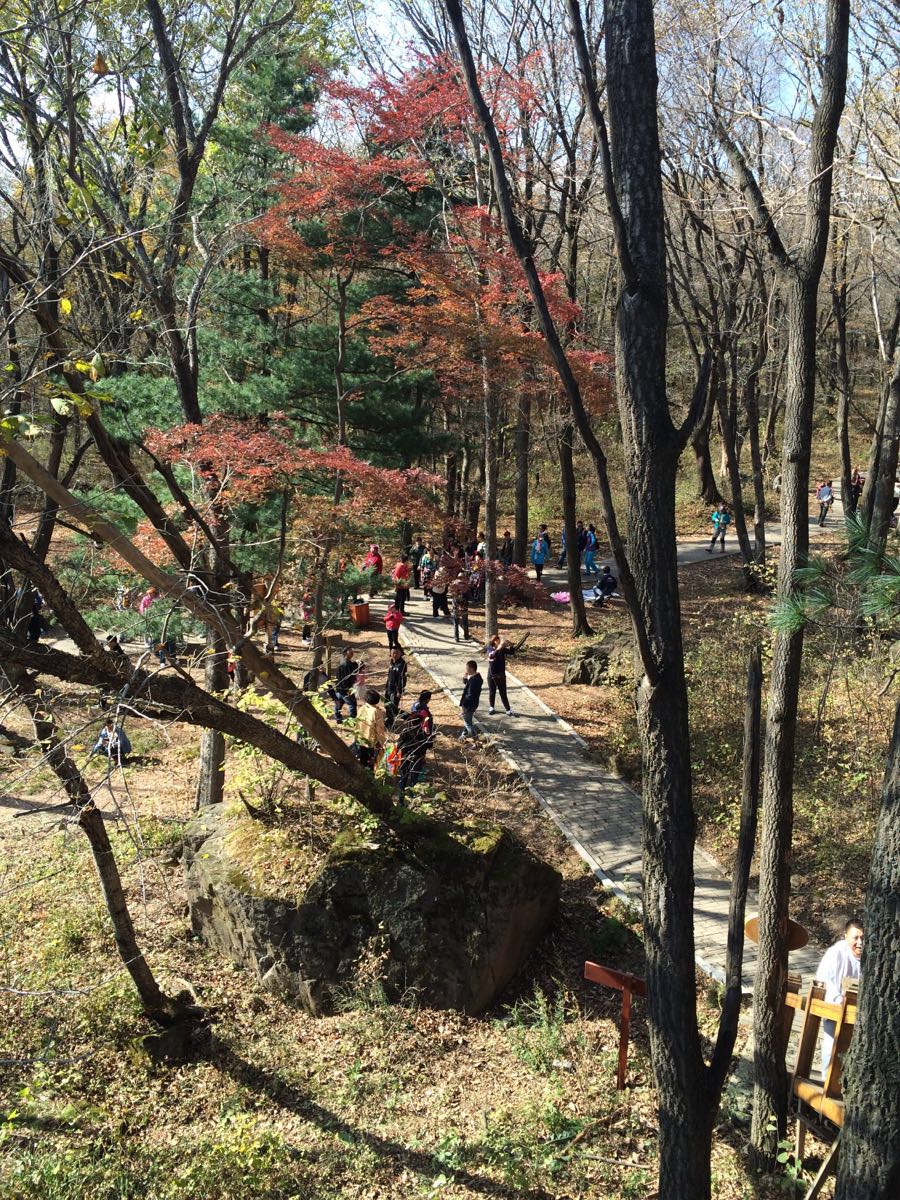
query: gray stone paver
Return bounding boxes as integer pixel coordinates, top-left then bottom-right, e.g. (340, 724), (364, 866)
(384, 519), (838, 990)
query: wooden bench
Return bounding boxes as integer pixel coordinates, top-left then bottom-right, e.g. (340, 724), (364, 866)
(787, 979), (857, 1199)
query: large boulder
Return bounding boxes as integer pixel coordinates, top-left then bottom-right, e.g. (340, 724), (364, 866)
(563, 632), (634, 686)
(183, 804), (560, 1015)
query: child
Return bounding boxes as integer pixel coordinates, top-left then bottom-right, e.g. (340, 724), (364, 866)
(384, 603), (405, 650)
(459, 660), (483, 739)
(705, 502), (731, 552)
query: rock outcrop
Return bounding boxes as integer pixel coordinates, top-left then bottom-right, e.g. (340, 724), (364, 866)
(183, 804), (560, 1015)
(563, 632), (634, 686)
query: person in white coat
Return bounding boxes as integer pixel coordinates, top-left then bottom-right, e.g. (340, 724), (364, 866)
(815, 918), (863, 1071)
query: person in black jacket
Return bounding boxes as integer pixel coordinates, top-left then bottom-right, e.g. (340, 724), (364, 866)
(407, 538), (425, 588)
(486, 635), (516, 715)
(384, 646), (408, 728)
(459, 660), (483, 738)
(331, 647), (359, 722)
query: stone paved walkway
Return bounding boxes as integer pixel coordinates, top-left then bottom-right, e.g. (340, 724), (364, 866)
(384, 510), (845, 990)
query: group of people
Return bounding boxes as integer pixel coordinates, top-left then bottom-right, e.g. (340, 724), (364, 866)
(527, 522), (603, 580)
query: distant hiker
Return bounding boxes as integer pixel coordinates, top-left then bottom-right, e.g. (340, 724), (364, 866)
(459, 660), (483, 739)
(557, 527), (567, 569)
(420, 546), (435, 595)
(583, 524), (600, 576)
(363, 544), (383, 593)
(354, 689), (386, 769)
(452, 576), (471, 643)
(138, 586), (159, 615)
(499, 530), (514, 567)
(816, 480), (834, 526)
(90, 716), (131, 763)
(332, 648), (359, 722)
(408, 538), (426, 588)
(354, 661), (370, 708)
(486, 634), (516, 716)
(391, 556), (411, 613)
(394, 713), (424, 804)
(431, 565), (450, 618)
(705, 503), (731, 553)
(592, 565), (618, 607)
(26, 593), (46, 643)
(538, 524), (551, 556)
(384, 603), (405, 650)
(850, 467), (863, 509)
(530, 533), (549, 581)
(384, 646), (408, 727)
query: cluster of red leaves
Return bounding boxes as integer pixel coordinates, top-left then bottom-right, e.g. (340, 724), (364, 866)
(146, 414), (443, 524)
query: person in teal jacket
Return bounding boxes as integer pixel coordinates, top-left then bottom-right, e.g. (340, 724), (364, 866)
(705, 502), (731, 553)
(530, 534), (549, 580)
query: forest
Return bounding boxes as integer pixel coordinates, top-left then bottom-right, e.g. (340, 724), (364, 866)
(0, 1), (898, 1198)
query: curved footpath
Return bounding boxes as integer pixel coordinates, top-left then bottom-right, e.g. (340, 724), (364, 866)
(387, 507), (847, 991)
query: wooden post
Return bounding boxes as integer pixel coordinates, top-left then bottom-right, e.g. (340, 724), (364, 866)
(584, 961), (647, 1090)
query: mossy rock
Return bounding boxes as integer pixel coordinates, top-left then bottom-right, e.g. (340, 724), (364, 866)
(183, 805), (561, 1015)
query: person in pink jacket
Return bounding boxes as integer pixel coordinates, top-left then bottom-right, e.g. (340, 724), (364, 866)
(384, 603), (405, 650)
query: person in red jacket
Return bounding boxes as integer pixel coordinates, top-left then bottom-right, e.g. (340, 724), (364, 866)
(391, 556), (411, 613)
(363, 544), (383, 577)
(384, 603), (405, 650)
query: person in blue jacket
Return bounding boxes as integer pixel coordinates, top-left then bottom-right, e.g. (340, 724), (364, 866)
(530, 533), (549, 581)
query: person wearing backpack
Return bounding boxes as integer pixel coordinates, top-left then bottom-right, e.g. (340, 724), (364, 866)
(384, 646), (408, 728)
(459, 660), (483, 739)
(705, 502), (732, 552)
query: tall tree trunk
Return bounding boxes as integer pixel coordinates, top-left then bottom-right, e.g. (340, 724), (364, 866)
(717, 1), (849, 1164)
(744, 366), (767, 566)
(559, 419), (591, 635)
(864, 350), (900, 558)
(832, 235), (855, 514)
(514, 392), (532, 566)
(715, 353), (755, 572)
(834, 701), (900, 1200)
(691, 391), (723, 504)
(480, 339), (499, 640)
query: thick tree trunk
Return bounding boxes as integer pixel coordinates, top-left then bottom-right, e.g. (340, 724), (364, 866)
(559, 419), (591, 635)
(751, 274), (818, 1164)
(834, 701), (900, 1200)
(514, 392), (531, 566)
(744, 364), (767, 566)
(864, 351), (900, 558)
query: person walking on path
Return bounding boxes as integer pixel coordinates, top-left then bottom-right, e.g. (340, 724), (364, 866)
(583, 525), (600, 576)
(850, 467), (863, 509)
(384, 602), (405, 650)
(431, 564), (450, 618)
(363, 544), (383, 592)
(530, 533), (549, 581)
(499, 530), (514, 567)
(705, 502), (731, 552)
(815, 919), (863, 1070)
(451, 577), (470, 642)
(391, 556), (411, 612)
(486, 634), (516, 716)
(816, 480), (834, 526)
(332, 647), (359, 722)
(384, 646), (408, 728)
(459, 659), (483, 739)
(407, 538), (425, 588)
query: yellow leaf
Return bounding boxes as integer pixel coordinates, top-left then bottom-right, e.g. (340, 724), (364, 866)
(110, 271), (130, 283)
(128, 308), (142, 320)
(60, 298), (72, 316)
(74, 360), (92, 373)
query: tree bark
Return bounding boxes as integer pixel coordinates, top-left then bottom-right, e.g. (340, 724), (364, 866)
(834, 701), (900, 1200)
(514, 392), (532, 566)
(12, 676), (184, 1022)
(691, 392), (724, 504)
(864, 350), (900, 558)
(558, 419), (591, 635)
